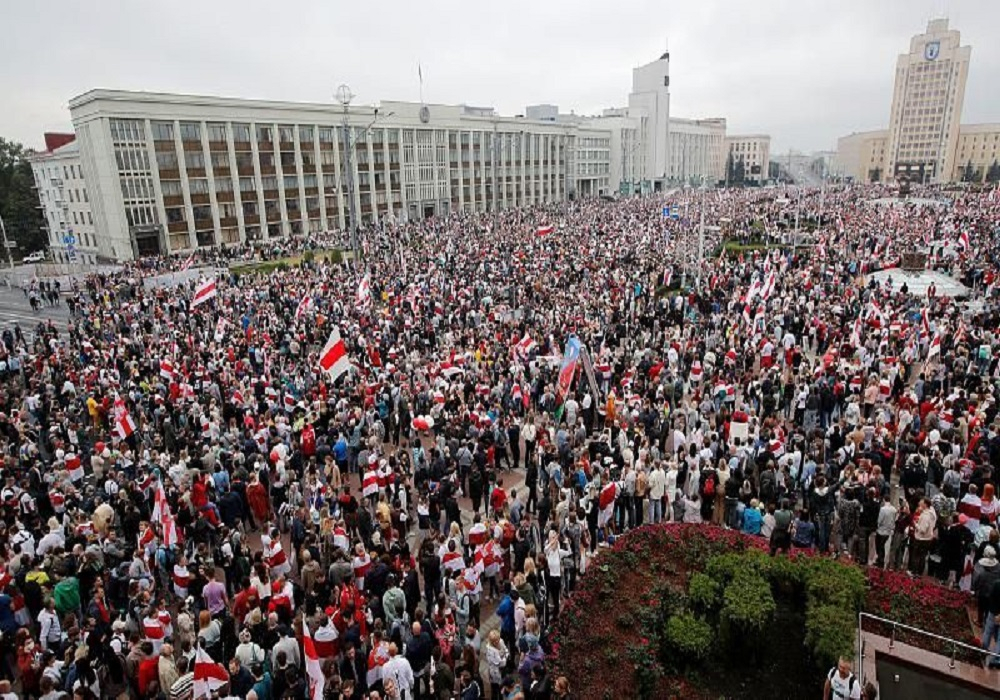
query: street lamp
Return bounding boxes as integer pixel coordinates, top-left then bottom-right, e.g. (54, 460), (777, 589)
(335, 84), (360, 261)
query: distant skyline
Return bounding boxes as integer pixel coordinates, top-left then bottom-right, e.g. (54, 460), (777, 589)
(4, 0), (999, 154)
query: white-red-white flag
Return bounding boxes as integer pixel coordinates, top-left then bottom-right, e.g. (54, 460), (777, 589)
(319, 327), (351, 381)
(180, 252), (195, 271)
(296, 292), (314, 320)
(516, 335), (537, 357)
(159, 359), (175, 380)
(356, 273), (371, 308)
(191, 278), (217, 308)
(536, 224), (554, 236)
(193, 645), (229, 698)
(928, 331), (942, 358)
(303, 617), (326, 700)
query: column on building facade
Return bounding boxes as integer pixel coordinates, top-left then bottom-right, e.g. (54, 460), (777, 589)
(143, 118), (171, 253)
(199, 121), (223, 247)
(225, 123), (248, 245)
(247, 122), (268, 241)
(172, 120), (197, 250)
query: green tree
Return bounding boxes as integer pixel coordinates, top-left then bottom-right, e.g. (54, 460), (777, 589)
(725, 152), (735, 186)
(961, 160), (976, 183)
(0, 138), (48, 255)
(987, 160), (1000, 184)
(733, 156), (746, 185)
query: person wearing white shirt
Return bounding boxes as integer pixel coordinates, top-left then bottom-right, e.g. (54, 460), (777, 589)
(647, 463), (666, 523)
(381, 643), (415, 700)
(38, 599), (62, 651)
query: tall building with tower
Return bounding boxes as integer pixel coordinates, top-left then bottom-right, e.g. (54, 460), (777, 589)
(885, 18), (970, 183)
(627, 50), (671, 187)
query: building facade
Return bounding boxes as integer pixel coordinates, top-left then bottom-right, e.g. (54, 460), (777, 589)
(26, 134), (99, 264)
(667, 117), (727, 185)
(833, 130), (888, 182)
(68, 90), (599, 259)
(627, 52), (671, 186)
(725, 135), (771, 185)
(951, 123), (1000, 182)
(885, 18), (971, 183)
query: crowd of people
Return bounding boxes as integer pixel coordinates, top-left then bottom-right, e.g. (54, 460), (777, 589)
(0, 183), (998, 700)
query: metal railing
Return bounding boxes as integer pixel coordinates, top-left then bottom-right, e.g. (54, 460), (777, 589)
(857, 612), (996, 685)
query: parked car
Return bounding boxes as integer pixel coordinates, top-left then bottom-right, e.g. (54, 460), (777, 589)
(23, 251), (46, 263)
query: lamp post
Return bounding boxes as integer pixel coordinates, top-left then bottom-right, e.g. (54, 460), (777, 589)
(335, 84), (360, 261)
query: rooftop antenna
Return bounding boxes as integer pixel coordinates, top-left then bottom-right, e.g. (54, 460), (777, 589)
(418, 61), (424, 105)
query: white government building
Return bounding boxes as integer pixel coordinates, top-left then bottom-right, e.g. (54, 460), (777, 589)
(29, 52), (768, 261)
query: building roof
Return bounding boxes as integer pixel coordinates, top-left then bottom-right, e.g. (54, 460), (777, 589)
(43, 133), (75, 152)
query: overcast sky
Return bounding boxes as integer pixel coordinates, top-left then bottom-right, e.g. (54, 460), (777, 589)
(4, 0), (999, 154)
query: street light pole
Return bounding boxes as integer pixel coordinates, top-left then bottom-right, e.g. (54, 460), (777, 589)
(335, 84), (360, 262)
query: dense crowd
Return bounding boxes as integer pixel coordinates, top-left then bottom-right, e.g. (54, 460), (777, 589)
(0, 183), (998, 700)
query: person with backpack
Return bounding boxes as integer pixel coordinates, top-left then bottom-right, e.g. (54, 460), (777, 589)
(823, 656), (861, 699)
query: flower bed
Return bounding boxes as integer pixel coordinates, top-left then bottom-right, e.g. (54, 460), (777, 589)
(550, 523), (974, 700)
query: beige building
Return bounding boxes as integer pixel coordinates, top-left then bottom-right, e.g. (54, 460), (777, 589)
(833, 130), (888, 182)
(725, 135), (771, 185)
(951, 123), (1000, 182)
(885, 18), (971, 183)
(668, 117), (727, 185)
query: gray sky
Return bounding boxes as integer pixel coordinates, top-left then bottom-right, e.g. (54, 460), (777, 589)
(4, 0), (999, 154)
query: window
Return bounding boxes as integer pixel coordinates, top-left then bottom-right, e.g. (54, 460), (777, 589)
(232, 124), (251, 142)
(207, 123), (227, 142)
(215, 177), (233, 193)
(259, 152), (274, 167)
(242, 201), (257, 216)
(280, 152), (296, 168)
(236, 153), (253, 170)
(184, 151), (205, 170)
(299, 126), (314, 142)
(239, 177), (256, 192)
(157, 151), (178, 170)
(257, 125), (273, 142)
(179, 122), (201, 141)
(283, 176), (299, 190)
(260, 176), (278, 191)
(211, 152), (230, 169)
(192, 205), (212, 221)
(189, 179), (209, 194)
(279, 126), (294, 143)
(287, 198), (300, 212)
(319, 127), (335, 143)
(87, 212), (92, 225)
(152, 122), (174, 141)
(161, 180), (183, 197)
(165, 207), (186, 223)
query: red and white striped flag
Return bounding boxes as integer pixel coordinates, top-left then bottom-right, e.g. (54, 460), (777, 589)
(191, 278), (217, 308)
(319, 327), (351, 381)
(159, 359), (175, 380)
(115, 406), (136, 439)
(928, 331), (942, 358)
(180, 252), (195, 271)
(356, 273), (371, 308)
(536, 224), (554, 236)
(232, 389), (244, 406)
(516, 335), (537, 357)
(193, 646), (229, 698)
(296, 292), (314, 320)
(958, 230), (970, 252)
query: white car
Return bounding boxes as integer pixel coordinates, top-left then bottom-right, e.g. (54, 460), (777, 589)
(23, 251), (46, 263)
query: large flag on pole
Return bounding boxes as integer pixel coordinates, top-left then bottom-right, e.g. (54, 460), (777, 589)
(303, 618), (326, 700)
(191, 278), (217, 308)
(319, 327), (351, 382)
(554, 336), (582, 421)
(193, 646), (229, 699)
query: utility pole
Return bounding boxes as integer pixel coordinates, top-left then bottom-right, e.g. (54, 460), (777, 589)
(697, 176), (706, 289)
(0, 214), (13, 269)
(335, 84), (359, 261)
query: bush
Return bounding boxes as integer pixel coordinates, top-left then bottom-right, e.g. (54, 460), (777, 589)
(705, 548), (770, 584)
(805, 605), (856, 668)
(722, 571), (776, 632)
(302, 249), (315, 264)
(803, 558), (866, 611)
(688, 573), (720, 612)
(664, 613), (713, 660)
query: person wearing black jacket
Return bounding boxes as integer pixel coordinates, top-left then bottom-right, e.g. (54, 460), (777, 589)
(858, 488), (881, 566)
